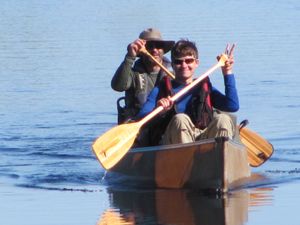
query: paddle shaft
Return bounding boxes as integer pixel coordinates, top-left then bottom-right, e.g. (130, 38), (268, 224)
(139, 48), (175, 79)
(137, 54), (228, 127)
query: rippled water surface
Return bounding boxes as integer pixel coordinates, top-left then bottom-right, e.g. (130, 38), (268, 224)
(1, 0), (300, 224)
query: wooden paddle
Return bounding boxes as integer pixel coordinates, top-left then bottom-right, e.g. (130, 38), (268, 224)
(238, 120), (274, 167)
(92, 54), (228, 170)
(139, 47), (175, 79)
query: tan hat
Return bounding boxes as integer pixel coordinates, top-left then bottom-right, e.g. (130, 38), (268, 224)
(139, 28), (175, 53)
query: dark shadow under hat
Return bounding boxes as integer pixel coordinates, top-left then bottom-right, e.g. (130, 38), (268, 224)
(139, 28), (175, 53)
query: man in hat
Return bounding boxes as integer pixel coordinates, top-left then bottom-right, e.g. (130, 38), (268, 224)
(111, 28), (175, 124)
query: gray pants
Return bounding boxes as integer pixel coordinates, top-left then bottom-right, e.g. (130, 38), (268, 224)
(162, 112), (235, 145)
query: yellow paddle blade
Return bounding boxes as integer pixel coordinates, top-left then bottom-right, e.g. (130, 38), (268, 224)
(92, 122), (141, 170)
(239, 127), (274, 167)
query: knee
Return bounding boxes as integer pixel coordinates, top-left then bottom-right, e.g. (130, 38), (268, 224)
(209, 113), (235, 139)
(169, 113), (193, 129)
(214, 114), (233, 128)
(173, 113), (189, 122)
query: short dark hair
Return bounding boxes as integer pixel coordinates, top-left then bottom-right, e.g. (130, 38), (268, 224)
(171, 39), (198, 61)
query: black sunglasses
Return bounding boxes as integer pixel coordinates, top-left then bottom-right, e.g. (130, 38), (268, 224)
(173, 58), (196, 65)
(146, 41), (164, 50)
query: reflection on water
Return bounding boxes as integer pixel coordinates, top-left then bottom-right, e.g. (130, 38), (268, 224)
(98, 210), (135, 225)
(248, 187), (273, 208)
(97, 187), (273, 225)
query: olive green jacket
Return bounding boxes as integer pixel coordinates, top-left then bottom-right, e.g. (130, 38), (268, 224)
(111, 55), (172, 123)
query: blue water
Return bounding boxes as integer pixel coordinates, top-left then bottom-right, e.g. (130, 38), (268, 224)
(1, 0), (300, 224)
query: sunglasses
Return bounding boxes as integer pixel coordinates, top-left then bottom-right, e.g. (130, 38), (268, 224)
(173, 58), (196, 65)
(146, 41), (164, 50)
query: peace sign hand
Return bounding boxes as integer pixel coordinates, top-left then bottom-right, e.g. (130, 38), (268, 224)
(222, 43), (235, 75)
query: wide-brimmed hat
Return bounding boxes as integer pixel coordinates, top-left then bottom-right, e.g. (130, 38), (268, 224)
(139, 28), (175, 53)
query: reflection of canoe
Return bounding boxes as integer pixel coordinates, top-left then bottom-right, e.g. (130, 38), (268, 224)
(106, 137), (251, 192)
(98, 187), (273, 225)
(98, 188), (253, 225)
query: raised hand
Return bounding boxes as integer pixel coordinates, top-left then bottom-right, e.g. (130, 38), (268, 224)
(222, 43), (236, 75)
(127, 39), (146, 58)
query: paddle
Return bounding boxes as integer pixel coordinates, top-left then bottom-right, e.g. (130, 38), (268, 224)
(92, 54), (228, 170)
(139, 47), (175, 79)
(238, 120), (274, 167)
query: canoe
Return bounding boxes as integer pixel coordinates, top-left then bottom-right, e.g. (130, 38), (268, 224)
(104, 137), (251, 192)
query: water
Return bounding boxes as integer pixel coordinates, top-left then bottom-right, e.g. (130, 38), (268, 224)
(1, 0), (300, 224)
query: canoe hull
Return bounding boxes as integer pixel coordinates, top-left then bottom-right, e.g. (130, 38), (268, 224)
(107, 137), (251, 192)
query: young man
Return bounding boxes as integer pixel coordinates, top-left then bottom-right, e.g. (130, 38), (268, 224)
(137, 39), (238, 145)
(111, 28), (175, 124)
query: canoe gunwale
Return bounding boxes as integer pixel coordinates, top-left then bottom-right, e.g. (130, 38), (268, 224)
(129, 138), (221, 153)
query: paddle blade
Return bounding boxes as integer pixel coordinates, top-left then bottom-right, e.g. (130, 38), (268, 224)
(239, 127), (274, 167)
(92, 122), (141, 170)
